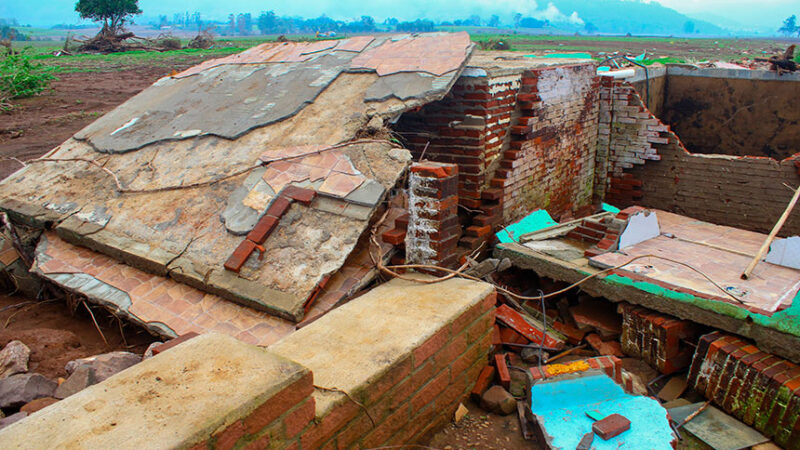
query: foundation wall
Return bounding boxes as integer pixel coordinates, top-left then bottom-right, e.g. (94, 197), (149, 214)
(599, 76), (800, 236)
(0, 278), (497, 450)
(661, 69), (800, 160)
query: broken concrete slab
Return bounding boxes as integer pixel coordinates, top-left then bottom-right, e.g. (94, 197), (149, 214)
(0, 33), (473, 323)
(668, 403), (769, 450)
(530, 370), (674, 449)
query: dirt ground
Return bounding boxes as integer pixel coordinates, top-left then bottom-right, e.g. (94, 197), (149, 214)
(0, 293), (157, 379)
(0, 53), (225, 180)
(427, 400), (536, 449)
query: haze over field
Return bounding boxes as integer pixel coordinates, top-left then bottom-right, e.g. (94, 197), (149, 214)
(1, 0), (799, 35)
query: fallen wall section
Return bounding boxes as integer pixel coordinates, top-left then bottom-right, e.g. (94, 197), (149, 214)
(0, 276), (496, 449)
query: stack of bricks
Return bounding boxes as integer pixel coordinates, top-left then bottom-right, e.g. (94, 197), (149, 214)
(224, 185), (316, 273)
(564, 211), (628, 258)
(619, 303), (701, 374)
(492, 65), (600, 223)
(687, 332), (800, 448)
(395, 75), (517, 208)
(596, 77), (666, 206)
(406, 162), (462, 268)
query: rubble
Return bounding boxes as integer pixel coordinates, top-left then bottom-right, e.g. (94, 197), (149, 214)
(0, 340), (30, 379)
(65, 351), (141, 382)
(0, 373), (57, 408)
(480, 385), (517, 415)
(0, 31), (797, 448)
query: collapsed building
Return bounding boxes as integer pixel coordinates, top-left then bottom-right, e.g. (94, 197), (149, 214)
(0, 32), (798, 448)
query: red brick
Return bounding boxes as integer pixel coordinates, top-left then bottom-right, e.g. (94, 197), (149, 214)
(413, 328), (450, 367)
(247, 215), (279, 244)
(284, 398), (316, 438)
(381, 228), (406, 246)
(244, 371), (314, 434)
(394, 213), (410, 230)
(282, 185), (316, 205)
(495, 304), (564, 349)
(266, 196), (292, 218)
(465, 225), (492, 238)
(242, 433), (270, 450)
(494, 353), (511, 390)
(300, 402), (360, 449)
(470, 366), (496, 401)
(213, 420), (245, 450)
(361, 357), (413, 405)
(413, 367), (451, 411)
(152, 332), (199, 355)
(592, 413), (630, 440)
(224, 239), (257, 273)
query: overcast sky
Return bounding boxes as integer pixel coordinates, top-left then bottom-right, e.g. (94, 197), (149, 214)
(1, 0), (797, 32)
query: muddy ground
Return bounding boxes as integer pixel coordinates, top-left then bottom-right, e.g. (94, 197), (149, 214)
(0, 293), (156, 379)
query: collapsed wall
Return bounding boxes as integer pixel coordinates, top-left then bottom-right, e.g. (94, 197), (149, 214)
(396, 59), (600, 232)
(598, 74), (800, 236)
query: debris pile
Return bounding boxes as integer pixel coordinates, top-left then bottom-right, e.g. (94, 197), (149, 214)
(0, 338), (149, 429)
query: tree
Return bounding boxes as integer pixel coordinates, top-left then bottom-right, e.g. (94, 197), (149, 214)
(488, 15), (500, 28)
(513, 13), (522, 29)
(584, 22), (597, 34)
(75, 0), (142, 36)
(778, 15), (798, 37)
(683, 21), (695, 34)
(257, 11), (278, 34)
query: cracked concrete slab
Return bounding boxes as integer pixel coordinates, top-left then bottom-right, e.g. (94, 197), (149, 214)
(0, 33), (474, 322)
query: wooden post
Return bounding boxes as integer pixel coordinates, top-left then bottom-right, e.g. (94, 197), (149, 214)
(741, 185), (800, 280)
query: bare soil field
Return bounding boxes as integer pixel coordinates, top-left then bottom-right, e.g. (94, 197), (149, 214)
(0, 52), (234, 180)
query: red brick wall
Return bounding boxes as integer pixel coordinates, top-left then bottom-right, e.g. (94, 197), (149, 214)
(619, 303), (701, 375)
(191, 292), (497, 449)
(396, 63), (600, 228)
(687, 332), (800, 449)
(599, 78), (800, 236)
(493, 64), (600, 223)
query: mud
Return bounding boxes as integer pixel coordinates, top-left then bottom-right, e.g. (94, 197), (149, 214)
(0, 294), (156, 379)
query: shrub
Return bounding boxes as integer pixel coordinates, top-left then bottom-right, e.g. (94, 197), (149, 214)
(0, 50), (56, 110)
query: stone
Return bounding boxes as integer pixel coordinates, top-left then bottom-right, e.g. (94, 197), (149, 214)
(0, 373), (57, 408)
(142, 342), (164, 360)
(366, 115), (383, 132)
(0, 412), (28, 430)
(55, 365), (97, 399)
(0, 340), (30, 379)
(592, 413), (631, 440)
(65, 351), (141, 382)
(480, 385), (517, 415)
(521, 347), (548, 364)
(454, 403), (469, 423)
(20, 397), (59, 414)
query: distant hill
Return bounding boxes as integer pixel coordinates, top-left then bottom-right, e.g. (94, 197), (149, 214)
(549, 0), (729, 36)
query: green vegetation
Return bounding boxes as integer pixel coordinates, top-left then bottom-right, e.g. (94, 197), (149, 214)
(0, 49), (57, 110)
